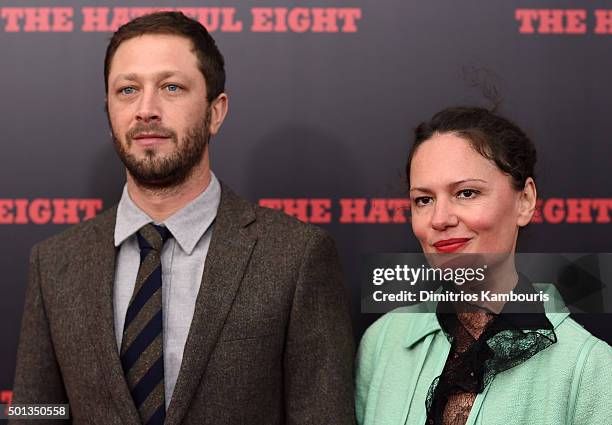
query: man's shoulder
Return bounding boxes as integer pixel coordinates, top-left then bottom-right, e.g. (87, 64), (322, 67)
(254, 202), (326, 238)
(221, 183), (331, 245)
(248, 201), (335, 256)
(34, 205), (117, 256)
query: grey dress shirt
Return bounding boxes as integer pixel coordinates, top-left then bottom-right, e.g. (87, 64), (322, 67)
(113, 173), (221, 408)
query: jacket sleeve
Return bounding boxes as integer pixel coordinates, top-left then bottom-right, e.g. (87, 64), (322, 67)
(283, 229), (356, 425)
(571, 338), (612, 424)
(355, 317), (384, 425)
(9, 244), (69, 425)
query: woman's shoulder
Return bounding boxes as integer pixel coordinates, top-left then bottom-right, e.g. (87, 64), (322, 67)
(538, 282), (612, 362)
(359, 305), (438, 356)
(551, 314), (612, 361)
(356, 306), (439, 402)
(533, 313), (612, 402)
(548, 316), (612, 423)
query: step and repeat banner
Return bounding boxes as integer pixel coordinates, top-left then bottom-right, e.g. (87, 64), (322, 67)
(1, 0), (611, 402)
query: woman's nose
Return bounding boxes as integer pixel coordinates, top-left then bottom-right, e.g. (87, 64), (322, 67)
(430, 198), (459, 230)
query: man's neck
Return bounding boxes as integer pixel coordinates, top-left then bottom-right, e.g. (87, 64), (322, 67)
(126, 164), (212, 223)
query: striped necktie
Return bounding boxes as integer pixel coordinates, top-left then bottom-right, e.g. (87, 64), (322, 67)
(120, 223), (171, 425)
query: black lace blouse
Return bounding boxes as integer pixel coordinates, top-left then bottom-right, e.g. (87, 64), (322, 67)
(424, 276), (557, 425)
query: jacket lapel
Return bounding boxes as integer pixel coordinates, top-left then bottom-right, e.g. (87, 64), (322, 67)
(81, 207), (141, 425)
(165, 183), (257, 425)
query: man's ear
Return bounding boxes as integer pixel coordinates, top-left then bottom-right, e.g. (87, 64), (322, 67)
(517, 177), (537, 227)
(208, 93), (228, 136)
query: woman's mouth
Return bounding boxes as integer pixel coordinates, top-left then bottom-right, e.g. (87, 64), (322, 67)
(432, 238), (471, 253)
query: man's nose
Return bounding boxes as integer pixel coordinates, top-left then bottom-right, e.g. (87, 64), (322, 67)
(135, 89), (162, 123)
(430, 198), (459, 230)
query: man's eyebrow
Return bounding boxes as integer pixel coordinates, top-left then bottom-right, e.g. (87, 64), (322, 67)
(409, 179), (488, 193)
(111, 70), (190, 85)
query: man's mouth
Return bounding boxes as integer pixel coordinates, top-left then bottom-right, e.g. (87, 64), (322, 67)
(131, 133), (171, 147)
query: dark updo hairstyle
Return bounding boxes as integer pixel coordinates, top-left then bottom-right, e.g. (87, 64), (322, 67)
(406, 107), (537, 191)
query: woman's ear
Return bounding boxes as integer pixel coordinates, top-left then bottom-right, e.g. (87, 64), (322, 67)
(517, 177), (537, 227)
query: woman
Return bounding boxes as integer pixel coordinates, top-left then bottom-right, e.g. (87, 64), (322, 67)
(355, 107), (612, 425)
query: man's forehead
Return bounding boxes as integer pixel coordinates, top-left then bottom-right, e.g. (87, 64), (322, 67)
(117, 32), (194, 49)
(109, 34), (199, 71)
(109, 34), (202, 86)
(113, 70), (191, 82)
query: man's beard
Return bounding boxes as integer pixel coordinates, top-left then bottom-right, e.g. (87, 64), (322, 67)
(112, 111), (211, 191)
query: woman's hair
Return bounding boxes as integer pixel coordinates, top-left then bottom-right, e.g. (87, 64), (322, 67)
(406, 107), (537, 191)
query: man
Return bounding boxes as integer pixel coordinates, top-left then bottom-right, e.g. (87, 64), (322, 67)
(11, 12), (355, 425)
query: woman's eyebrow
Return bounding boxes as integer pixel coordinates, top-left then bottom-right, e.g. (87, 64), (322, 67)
(409, 179), (488, 193)
(450, 178), (488, 187)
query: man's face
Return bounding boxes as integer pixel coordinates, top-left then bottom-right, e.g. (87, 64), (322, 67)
(107, 34), (211, 189)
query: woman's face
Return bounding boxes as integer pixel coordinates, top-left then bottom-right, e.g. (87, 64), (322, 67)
(409, 132), (536, 254)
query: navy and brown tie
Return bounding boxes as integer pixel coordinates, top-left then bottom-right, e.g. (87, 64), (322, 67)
(121, 223), (172, 425)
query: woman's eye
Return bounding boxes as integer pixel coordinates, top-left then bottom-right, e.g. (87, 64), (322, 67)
(414, 196), (432, 206)
(457, 189), (479, 199)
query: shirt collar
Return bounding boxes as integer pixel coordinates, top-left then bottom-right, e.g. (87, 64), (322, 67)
(402, 281), (570, 348)
(436, 274), (551, 338)
(114, 172), (221, 255)
(403, 316), (441, 349)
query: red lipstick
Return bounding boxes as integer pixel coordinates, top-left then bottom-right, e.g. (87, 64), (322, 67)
(433, 238), (470, 253)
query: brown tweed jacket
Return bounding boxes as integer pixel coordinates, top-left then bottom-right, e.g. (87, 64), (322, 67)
(10, 183), (355, 425)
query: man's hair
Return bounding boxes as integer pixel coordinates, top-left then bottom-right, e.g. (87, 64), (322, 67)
(104, 11), (225, 102)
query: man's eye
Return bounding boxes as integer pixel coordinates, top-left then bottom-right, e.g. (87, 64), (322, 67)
(119, 87), (136, 95)
(457, 189), (479, 199)
(165, 84), (180, 92)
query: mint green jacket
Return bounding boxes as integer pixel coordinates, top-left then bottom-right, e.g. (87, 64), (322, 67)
(356, 285), (612, 425)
